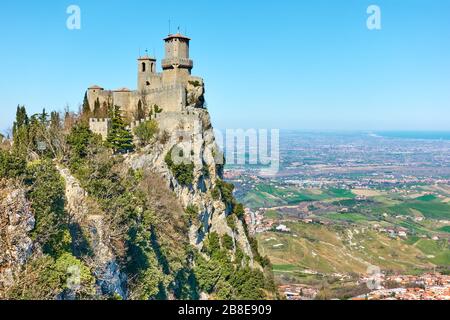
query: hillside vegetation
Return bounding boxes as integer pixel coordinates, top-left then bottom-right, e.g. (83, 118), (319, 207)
(0, 105), (276, 300)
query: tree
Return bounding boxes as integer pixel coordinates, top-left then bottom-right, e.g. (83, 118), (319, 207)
(0, 149), (26, 178)
(165, 147), (194, 186)
(27, 160), (71, 257)
(12, 105), (30, 155)
(153, 104), (163, 114)
(67, 124), (94, 161)
(81, 92), (91, 123)
(93, 98), (101, 118)
(82, 92), (91, 116)
(25, 109), (64, 159)
(106, 106), (134, 154)
(133, 120), (159, 146)
(39, 108), (49, 126)
(136, 100), (146, 121)
(100, 101), (109, 118)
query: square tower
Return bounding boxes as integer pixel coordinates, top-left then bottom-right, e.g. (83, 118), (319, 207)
(162, 34), (193, 73)
(137, 55), (158, 91)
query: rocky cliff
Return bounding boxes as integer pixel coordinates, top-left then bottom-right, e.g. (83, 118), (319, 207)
(0, 102), (275, 300)
(0, 182), (35, 297)
(128, 108), (254, 262)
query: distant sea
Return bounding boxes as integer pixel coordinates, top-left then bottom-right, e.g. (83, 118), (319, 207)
(375, 131), (450, 141)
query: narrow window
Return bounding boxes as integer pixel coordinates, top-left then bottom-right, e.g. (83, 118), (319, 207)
(142, 62), (146, 72)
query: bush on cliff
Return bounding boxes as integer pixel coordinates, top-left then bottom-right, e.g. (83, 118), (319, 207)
(0, 150), (26, 179)
(134, 120), (159, 146)
(165, 147), (195, 186)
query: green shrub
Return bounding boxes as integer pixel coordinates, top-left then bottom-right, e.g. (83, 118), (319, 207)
(233, 203), (245, 220)
(6, 253), (95, 300)
(0, 150), (26, 179)
(205, 232), (221, 254)
(186, 204), (199, 222)
(188, 80), (201, 87)
(226, 215), (237, 232)
(222, 234), (234, 251)
(211, 185), (221, 200)
(212, 179), (235, 206)
(106, 106), (134, 154)
(26, 160), (70, 257)
(165, 147), (195, 186)
(134, 120), (159, 146)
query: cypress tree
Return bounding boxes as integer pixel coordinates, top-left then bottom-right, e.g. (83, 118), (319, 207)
(93, 98), (101, 118)
(100, 102), (109, 118)
(106, 106), (134, 154)
(12, 105), (30, 154)
(81, 92), (92, 124)
(39, 108), (49, 125)
(136, 100), (145, 120)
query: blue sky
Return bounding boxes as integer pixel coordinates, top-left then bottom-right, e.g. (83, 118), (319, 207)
(0, 0), (449, 133)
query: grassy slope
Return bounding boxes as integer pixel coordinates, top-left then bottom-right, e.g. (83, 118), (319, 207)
(258, 222), (438, 278)
(245, 183), (450, 281)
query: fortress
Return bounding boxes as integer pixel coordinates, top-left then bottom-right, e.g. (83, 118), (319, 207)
(87, 33), (205, 125)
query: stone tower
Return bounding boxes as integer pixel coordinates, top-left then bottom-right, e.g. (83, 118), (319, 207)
(162, 33), (193, 84)
(137, 55), (157, 92)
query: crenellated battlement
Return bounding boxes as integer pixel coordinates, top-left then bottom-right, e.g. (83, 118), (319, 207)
(89, 118), (111, 140)
(89, 118), (111, 123)
(127, 117), (152, 131)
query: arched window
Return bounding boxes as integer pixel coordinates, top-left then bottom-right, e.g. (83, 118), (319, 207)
(142, 62), (146, 72)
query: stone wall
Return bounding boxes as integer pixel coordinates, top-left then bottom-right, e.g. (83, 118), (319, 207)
(87, 83), (189, 120)
(89, 118), (111, 140)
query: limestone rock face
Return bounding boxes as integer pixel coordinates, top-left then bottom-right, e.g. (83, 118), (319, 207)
(57, 168), (127, 299)
(127, 108), (254, 263)
(186, 79), (205, 109)
(0, 183), (35, 293)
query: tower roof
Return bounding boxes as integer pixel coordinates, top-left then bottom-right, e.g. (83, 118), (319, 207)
(164, 33), (191, 41)
(138, 55), (156, 61)
(88, 85), (104, 90)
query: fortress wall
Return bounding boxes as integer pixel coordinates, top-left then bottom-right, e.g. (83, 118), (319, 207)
(154, 111), (199, 134)
(87, 77), (196, 120)
(145, 85), (186, 113)
(113, 91), (133, 117)
(87, 90), (113, 111)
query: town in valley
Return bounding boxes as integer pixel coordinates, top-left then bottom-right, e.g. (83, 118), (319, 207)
(225, 131), (450, 300)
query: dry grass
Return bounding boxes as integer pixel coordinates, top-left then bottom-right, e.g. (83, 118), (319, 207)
(352, 189), (382, 197)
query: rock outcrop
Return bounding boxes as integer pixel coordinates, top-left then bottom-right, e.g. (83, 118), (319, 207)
(0, 182), (35, 295)
(127, 108), (254, 264)
(57, 167), (127, 299)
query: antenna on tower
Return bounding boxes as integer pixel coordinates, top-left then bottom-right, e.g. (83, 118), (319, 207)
(168, 19), (171, 35)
